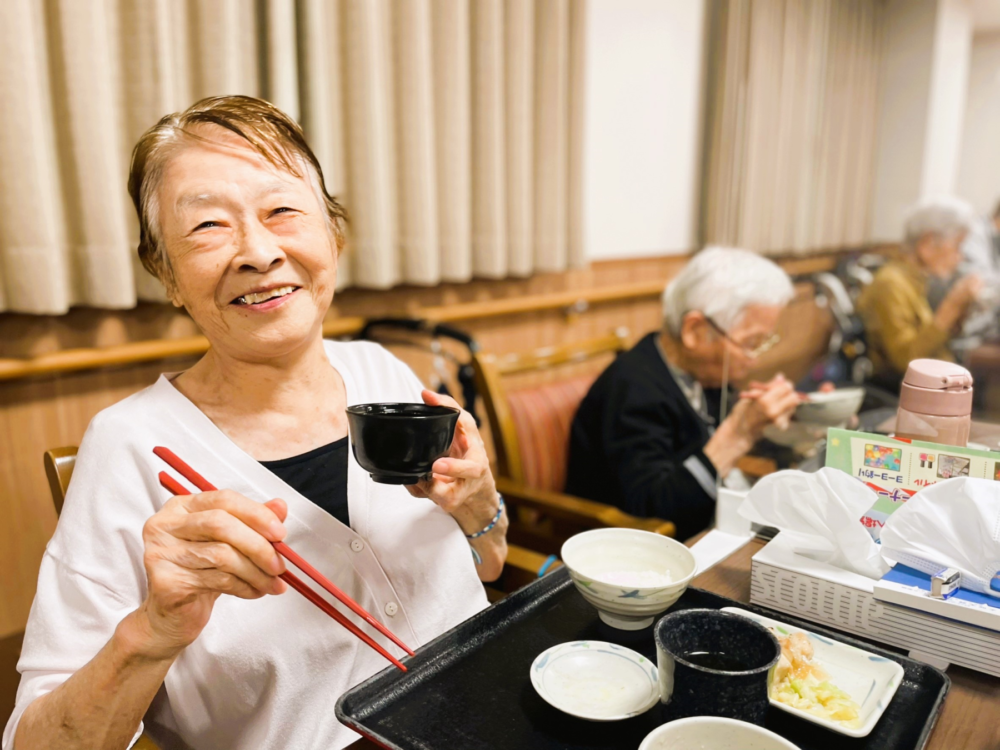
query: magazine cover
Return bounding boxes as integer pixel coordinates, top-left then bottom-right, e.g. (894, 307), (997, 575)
(824, 428), (1000, 538)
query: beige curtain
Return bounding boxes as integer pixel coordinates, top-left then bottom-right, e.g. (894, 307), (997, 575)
(702, 0), (884, 255)
(0, 0), (587, 314)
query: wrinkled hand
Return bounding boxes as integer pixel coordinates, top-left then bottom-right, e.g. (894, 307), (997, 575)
(138, 490), (288, 659)
(937, 274), (984, 331)
(953, 274), (985, 306)
(407, 390), (500, 534)
(729, 374), (803, 437)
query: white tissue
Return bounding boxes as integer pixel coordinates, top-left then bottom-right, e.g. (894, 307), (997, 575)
(739, 467), (890, 579)
(880, 477), (1000, 599)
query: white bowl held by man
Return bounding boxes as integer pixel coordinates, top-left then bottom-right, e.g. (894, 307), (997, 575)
(794, 387), (865, 426)
(561, 529), (697, 630)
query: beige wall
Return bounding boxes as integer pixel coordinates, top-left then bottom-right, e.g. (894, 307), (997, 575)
(922, 0), (973, 196)
(581, 0), (707, 260)
(957, 31), (1000, 214)
(871, 0), (975, 240)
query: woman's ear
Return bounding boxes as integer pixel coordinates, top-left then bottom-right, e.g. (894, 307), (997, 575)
(160, 270), (185, 308)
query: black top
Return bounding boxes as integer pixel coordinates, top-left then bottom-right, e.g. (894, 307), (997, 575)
(564, 332), (723, 541)
(261, 437), (350, 527)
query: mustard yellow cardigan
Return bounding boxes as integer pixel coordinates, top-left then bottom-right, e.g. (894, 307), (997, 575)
(857, 260), (953, 385)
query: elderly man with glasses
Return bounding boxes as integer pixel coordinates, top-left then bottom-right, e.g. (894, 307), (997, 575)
(565, 247), (802, 541)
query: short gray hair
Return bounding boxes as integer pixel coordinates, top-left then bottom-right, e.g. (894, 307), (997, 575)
(128, 95), (347, 290)
(662, 246), (794, 336)
(903, 196), (974, 249)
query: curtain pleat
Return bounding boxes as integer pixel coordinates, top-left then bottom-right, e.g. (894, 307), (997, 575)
(566, 0), (587, 269)
(0, 0), (587, 313)
(262, 0), (301, 122)
(702, 0), (884, 255)
(533, 0), (570, 273)
(505, 0), (534, 277)
(47, 0), (135, 310)
(298, 0), (351, 288)
(342, 0), (399, 289)
(432, 0), (473, 283)
(0, 0), (69, 313)
(471, 0), (508, 279)
(393, 0), (440, 285)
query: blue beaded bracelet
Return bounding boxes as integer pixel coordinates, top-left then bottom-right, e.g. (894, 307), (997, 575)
(466, 495), (505, 540)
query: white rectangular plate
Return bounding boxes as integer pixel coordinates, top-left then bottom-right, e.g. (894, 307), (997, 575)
(722, 607), (905, 738)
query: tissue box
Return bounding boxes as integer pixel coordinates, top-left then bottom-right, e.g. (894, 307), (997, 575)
(750, 533), (1000, 678)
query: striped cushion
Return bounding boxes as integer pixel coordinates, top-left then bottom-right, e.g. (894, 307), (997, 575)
(506, 376), (595, 492)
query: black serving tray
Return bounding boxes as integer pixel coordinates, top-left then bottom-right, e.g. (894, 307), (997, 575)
(336, 567), (949, 750)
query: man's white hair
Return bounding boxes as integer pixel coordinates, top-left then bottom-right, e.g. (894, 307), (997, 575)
(662, 246), (794, 336)
(903, 195), (975, 249)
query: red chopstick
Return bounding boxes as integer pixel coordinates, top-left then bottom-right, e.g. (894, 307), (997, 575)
(155, 470), (408, 672)
(153, 447), (414, 669)
(153, 447), (413, 656)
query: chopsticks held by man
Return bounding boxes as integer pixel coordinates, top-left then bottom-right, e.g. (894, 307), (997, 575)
(4, 96), (507, 750)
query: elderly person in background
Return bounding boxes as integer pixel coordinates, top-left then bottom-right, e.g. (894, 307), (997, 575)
(565, 247), (801, 541)
(858, 197), (984, 390)
(957, 198), (1000, 284)
(5, 96), (506, 750)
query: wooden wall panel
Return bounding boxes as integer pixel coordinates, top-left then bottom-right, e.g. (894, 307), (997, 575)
(0, 255), (832, 638)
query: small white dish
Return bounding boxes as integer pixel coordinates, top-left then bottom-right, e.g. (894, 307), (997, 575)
(722, 608), (904, 738)
(639, 716), (800, 750)
(561, 528), (698, 630)
(529, 641), (659, 721)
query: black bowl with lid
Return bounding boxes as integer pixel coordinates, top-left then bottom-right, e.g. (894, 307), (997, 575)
(346, 403), (460, 484)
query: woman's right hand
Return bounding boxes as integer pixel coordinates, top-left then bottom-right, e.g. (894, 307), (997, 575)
(135, 491), (289, 659)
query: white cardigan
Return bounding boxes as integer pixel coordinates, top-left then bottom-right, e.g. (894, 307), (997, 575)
(3, 341), (488, 750)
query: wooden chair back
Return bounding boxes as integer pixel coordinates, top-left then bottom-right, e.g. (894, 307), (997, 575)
(472, 330), (629, 484)
(472, 332), (675, 547)
(44, 447), (78, 517)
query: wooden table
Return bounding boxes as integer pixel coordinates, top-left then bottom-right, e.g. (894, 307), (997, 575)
(348, 538), (1000, 749)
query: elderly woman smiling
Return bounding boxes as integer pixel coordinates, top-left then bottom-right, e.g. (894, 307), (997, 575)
(5, 96), (507, 750)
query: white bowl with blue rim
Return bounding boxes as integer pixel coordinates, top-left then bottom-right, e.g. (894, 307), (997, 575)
(561, 528), (698, 630)
(530, 641), (659, 721)
(722, 608), (904, 738)
(639, 716), (801, 750)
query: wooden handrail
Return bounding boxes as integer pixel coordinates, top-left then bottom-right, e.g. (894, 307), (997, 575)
(0, 317), (367, 382)
(0, 284), (663, 382)
(419, 280), (666, 322)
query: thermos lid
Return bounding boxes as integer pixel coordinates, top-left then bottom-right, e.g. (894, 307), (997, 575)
(899, 359), (973, 417)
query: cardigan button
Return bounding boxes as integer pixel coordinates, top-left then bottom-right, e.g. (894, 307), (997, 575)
(384, 602), (398, 617)
(350, 539), (364, 553)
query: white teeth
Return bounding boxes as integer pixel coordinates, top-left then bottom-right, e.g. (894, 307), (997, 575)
(236, 285), (296, 305)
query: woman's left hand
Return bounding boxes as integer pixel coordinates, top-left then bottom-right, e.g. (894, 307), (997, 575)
(407, 390), (507, 580)
(408, 390), (497, 520)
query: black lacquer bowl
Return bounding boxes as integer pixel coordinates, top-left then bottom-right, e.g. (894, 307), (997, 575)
(346, 403), (460, 484)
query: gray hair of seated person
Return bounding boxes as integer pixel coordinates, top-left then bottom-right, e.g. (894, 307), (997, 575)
(661, 246), (795, 337)
(902, 196), (975, 250)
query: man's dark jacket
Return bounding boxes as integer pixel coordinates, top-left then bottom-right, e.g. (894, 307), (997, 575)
(565, 332), (724, 541)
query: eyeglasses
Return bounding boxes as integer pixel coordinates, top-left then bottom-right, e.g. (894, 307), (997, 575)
(705, 317), (781, 359)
